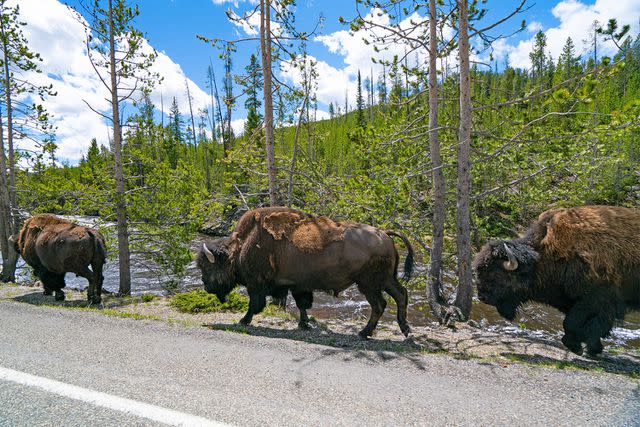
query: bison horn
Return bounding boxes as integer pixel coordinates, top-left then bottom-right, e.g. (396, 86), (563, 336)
(502, 243), (518, 271)
(203, 243), (216, 264)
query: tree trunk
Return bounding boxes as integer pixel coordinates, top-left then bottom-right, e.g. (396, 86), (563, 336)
(0, 105), (18, 282)
(0, 25), (19, 281)
(109, 0), (132, 295)
(185, 79), (197, 151)
(454, 0), (473, 319)
(427, 0), (448, 319)
(261, 0), (277, 206)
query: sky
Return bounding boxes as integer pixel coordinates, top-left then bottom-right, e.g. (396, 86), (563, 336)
(9, 0), (640, 163)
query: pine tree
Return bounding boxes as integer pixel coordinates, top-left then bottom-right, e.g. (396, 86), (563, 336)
(166, 97), (182, 168)
(244, 53), (263, 141)
(0, 0), (55, 281)
(559, 37), (580, 80)
(389, 56), (403, 101)
(222, 44), (235, 151)
(80, 0), (158, 296)
(377, 66), (388, 105)
(529, 30), (547, 88)
(356, 70), (365, 127)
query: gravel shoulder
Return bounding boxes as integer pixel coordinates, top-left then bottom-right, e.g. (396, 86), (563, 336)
(1, 283), (639, 379)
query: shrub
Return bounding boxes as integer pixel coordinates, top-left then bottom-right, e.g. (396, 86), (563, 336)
(169, 289), (248, 314)
(141, 293), (156, 302)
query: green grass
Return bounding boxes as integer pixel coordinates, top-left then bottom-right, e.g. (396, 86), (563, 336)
(141, 293), (156, 302)
(169, 289), (249, 314)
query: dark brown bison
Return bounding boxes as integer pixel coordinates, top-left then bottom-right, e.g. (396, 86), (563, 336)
(15, 214), (106, 304)
(197, 207), (414, 338)
(473, 205), (640, 356)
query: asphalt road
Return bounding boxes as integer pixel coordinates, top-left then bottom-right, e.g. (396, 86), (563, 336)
(0, 301), (638, 427)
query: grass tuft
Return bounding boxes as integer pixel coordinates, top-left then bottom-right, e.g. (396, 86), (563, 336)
(169, 289), (248, 314)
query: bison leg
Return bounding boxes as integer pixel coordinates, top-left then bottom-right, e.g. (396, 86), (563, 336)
(41, 271), (66, 301)
(564, 290), (617, 356)
(78, 267), (101, 305)
(270, 286), (289, 309)
(239, 290), (267, 326)
(291, 291), (313, 330)
(358, 286), (387, 339)
(92, 258), (105, 301)
(385, 280), (411, 337)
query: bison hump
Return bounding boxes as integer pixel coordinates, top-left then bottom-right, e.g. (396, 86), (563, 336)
(263, 211), (350, 252)
(540, 206), (640, 284)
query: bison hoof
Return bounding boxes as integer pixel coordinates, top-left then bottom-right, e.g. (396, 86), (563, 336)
(238, 316), (252, 326)
(586, 341), (604, 357)
(400, 324), (411, 337)
(54, 291), (65, 302)
(43, 289), (53, 296)
(298, 321), (311, 331)
(358, 329), (373, 339)
(561, 334), (583, 355)
(88, 296), (102, 305)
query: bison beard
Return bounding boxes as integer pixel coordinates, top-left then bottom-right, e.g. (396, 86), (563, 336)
(198, 207), (414, 338)
(474, 205), (640, 356)
(16, 214), (107, 304)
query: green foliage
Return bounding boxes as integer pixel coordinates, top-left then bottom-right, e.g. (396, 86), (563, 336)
(169, 289), (249, 313)
(141, 293), (156, 302)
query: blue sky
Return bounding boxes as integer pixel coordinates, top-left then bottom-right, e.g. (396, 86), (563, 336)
(12, 0), (640, 161)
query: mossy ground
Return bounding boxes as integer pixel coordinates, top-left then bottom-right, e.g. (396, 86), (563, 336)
(1, 283), (639, 379)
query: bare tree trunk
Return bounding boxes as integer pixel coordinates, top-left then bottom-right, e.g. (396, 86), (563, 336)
(108, 0), (132, 295)
(454, 0), (473, 319)
(185, 78), (197, 151)
(0, 105), (18, 282)
(260, 0), (277, 206)
(427, 0), (447, 320)
(1, 35), (16, 215)
(0, 27), (19, 281)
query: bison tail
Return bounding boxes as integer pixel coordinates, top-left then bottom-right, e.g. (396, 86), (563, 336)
(385, 230), (414, 281)
(88, 229), (107, 263)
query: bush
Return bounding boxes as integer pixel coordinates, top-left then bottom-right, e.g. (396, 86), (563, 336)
(141, 293), (156, 302)
(169, 289), (248, 314)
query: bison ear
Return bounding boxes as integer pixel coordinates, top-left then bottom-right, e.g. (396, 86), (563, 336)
(502, 243), (518, 271)
(203, 243), (216, 264)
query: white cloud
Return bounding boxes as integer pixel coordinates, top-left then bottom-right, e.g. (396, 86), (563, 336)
(231, 118), (246, 136)
(527, 21), (543, 33)
(11, 0), (212, 162)
(498, 0), (640, 69)
(280, 8), (435, 109)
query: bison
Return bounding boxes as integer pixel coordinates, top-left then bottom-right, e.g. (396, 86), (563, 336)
(14, 214), (107, 304)
(473, 205), (640, 356)
(197, 207), (414, 338)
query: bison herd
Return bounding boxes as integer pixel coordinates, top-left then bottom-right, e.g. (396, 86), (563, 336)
(11, 205), (640, 356)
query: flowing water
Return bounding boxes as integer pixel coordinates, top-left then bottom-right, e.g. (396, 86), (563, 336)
(9, 216), (640, 349)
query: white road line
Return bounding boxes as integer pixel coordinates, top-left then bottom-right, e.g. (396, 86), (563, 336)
(0, 366), (230, 427)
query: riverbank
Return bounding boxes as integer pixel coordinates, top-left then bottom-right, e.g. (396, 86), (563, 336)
(1, 283), (638, 379)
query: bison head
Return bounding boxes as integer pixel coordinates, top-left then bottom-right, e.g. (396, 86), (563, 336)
(473, 240), (540, 320)
(197, 239), (237, 303)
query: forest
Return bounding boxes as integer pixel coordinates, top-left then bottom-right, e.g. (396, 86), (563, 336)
(1, 0), (639, 324)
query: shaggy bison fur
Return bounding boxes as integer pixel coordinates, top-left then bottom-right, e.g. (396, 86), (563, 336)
(197, 207), (414, 338)
(15, 214), (106, 304)
(473, 205), (640, 356)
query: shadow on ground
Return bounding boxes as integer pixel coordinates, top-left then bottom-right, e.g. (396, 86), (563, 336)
(204, 319), (640, 377)
(204, 321), (436, 370)
(12, 290), (143, 310)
